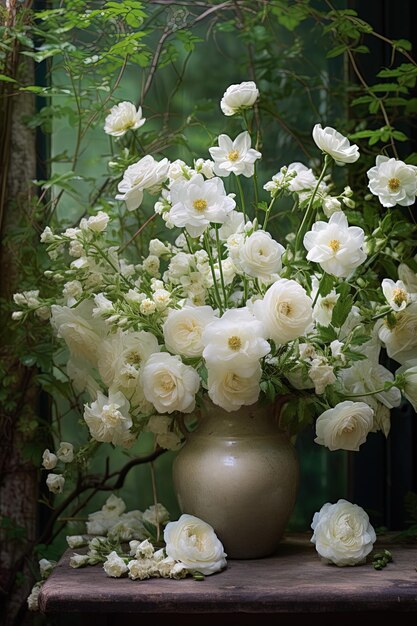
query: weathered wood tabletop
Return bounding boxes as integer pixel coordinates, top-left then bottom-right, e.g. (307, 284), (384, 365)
(39, 536), (417, 625)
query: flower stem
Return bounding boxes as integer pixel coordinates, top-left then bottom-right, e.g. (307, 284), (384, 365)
(235, 175), (247, 221)
(204, 230), (223, 314)
(262, 194), (277, 230)
(215, 226), (228, 307)
(294, 155), (330, 256)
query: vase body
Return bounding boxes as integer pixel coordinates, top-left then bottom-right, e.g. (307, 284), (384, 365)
(172, 400), (299, 559)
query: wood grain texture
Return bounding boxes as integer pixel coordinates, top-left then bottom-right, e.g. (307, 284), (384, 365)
(39, 537), (417, 615)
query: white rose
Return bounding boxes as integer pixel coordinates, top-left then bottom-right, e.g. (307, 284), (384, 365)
(207, 363), (261, 412)
(66, 535), (87, 549)
(202, 307), (270, 369)
(83, 390), (134, 447)
(103, 551), (128, 578)
(142, 353), (200, 414)
(309, 358), (336, 394)
(220, 81), (259, 116)
(164, 514), (227, 575)
(311, 499), (376, 566)
(312, 124), (359, 165)
(69, 554), (90, 568)
(253, 278), (313, 345)
(56, 442), (74, 464)
(322, 196), (342, 217)
(238, 230), (284, 282)
(341, 358), (401, 410)
(42, 449), (57, 470)
(367, 155), (417, 207)
(87, 211), (109, 232)
(378, 303), (417, 364)
(104, 101), (146, 137)
(50, 300), (104, 365)
(27, 583), (42, 611)
(46, 473), (65, 494)
(163, 306), (216, 358)
(128, 558), (158, 580)
(398, 263), (417, 294)
(303, 211), (366, 278)
(39, 558), (55, 579)
(314, 401), (374, 452)
(116, 155), (169, 211)
(149, 238), (171, 257)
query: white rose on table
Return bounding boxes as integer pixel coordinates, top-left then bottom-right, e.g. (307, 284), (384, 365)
(314, 401), (374, 452)
(142, 353), (200, 414)
(220, 81), (259, 116)
(312, 124), (359, 165)
(103, 551), (128, 578)
(164, 514), (227, 575)
(311, 499), (376, 566)
(253, 278), (313, 345)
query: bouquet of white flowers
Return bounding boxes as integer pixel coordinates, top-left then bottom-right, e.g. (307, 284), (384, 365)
(13, 81), (417, 489)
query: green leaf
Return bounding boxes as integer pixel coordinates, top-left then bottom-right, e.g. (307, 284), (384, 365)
(315, 324), (337, 343)
(332, 286), (353, 328)
(318, 273), (334, 298)
(0, 73), (17, 83)
(326, 44), (347, 59)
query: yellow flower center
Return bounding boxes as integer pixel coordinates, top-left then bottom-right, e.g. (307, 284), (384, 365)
(160, 375), (175, 392)
(388, 177), (400, 191)
(193, 198), (207, 212)
(392, 287), (407, 307)
(278, 301), (292, 316)
(228, 150), (240, 161)
(228, 335), (242, 351)
(329, 239), (341, 253)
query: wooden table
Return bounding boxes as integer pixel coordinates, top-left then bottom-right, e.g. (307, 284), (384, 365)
(39, 536), (417, 625)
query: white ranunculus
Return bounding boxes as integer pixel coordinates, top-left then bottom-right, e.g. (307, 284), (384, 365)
(50, 300), (104, 365)
(163, 306), (217, 358)
(83, 389), (134, 447)
(103, 551), (128, 578)
(220, 81), (259, 116)
(378, 303), (417, 364)
(367, 155), (417, 207)
(169, 173), (236, 238)
(396, 360), (417, 411)
(237, 230), (285, 282)
(116, 155), (169, 211)
(382, 278), (410, 311)
(46, 473), (65, 494)
(164, 514), (227, 575)
(104, 101), (146, 137)
(207, 362), (261, 412)
(209, 131), (261, 178)
(87, 211), (109, 232)
(303, 211), (366, 278)
(308, 358), (336, 394)
(202, 307), (270, 369)
(312, 124), (359, 165)
(56, 442), (74, 464)
(128, 558), (158, 580)
(42, 449), (57, 470)
(311, 499), (376, 566)
(314, 401), (374, 452)
(142, 353), (200, 414)
(253, 278), (313, 345)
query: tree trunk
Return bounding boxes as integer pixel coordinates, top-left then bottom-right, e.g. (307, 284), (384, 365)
(0, 1), (39, 624)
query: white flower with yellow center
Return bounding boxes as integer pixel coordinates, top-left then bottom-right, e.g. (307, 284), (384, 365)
(84, 390), (133, 447)
(253, 278), (313, 345)
(314, 401), (374, 452)
(303, 211), (366, 278)
(311, 499), (376, 566)
(378, 302), (417, 364)
(312, 124), (359, 166)
(104, 101), (146, 137)
(209, 131), (261, 178)
(207, 362), (262, 412)
(202, 307), (270, 370)
(382, 278), (410, 311)
(220, 81), (259, 116)
(169, 173), (236, 238)
(142, 353), (200, 414)
(367, 155), (417, 207)
(396, 359), (417, 411)
(163, 305), (217, 358)
(311, 277), (339, 327)
(340, 357), (401, 411)
(116, 155), (169, 212)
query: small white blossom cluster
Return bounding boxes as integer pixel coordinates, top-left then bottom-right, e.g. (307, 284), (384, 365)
(43, 442), (74, 495)
(27, 558), (57, 612)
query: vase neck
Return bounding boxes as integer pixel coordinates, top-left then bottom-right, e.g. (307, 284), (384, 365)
(193, 400), (282, 437)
